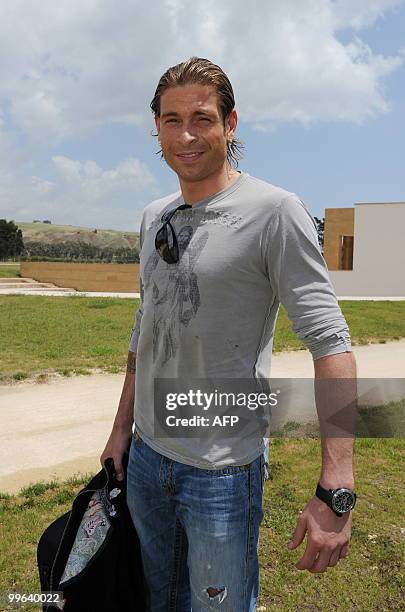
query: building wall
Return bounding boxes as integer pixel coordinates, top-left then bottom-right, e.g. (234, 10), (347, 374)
(323, 208), (355, 270)
(328, 202), (405, 297)
(21, 262), (140, 292)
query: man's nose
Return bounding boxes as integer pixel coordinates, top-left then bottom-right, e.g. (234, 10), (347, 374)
(178, 126), (197, 144)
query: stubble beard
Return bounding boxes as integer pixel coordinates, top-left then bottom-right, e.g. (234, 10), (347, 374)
(162, 148), (228, 185)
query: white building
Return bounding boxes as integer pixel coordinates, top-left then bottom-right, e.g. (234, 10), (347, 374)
(324, 201), (405, 298)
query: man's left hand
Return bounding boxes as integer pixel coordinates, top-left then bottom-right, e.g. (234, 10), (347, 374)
(287, 496), (352, 573)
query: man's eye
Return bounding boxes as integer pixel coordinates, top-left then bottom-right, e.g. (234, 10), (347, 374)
(199, 117), (211, 122)
(165, 119), (178, 124)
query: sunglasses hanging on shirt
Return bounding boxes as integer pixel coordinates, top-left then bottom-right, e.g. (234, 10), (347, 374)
(155, 203), (192, 264)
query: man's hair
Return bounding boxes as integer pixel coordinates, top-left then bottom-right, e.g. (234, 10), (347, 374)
(150, 57), (244, 168)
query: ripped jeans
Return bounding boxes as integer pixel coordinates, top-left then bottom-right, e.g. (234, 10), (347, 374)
(126, 429), (268, 611)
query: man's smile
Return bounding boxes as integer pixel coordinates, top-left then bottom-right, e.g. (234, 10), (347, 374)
(175, 151), (205, 162)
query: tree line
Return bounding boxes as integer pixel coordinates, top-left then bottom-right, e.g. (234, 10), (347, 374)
(1, 217), (325, 261)
(0, 219), (139, 263)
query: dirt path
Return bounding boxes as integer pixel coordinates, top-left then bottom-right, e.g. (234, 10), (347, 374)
(1, 339), (404, 494)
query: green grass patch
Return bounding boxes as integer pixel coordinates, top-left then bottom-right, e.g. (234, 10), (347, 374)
(0, 295), (139, 378)
(20, 481), (59, 498)
(1, 297), (405, 379)
(271, 399), (405, 440)
(258, 438), (405, 609)
(357, 399), (405, 438)
(0, 441), (403, 610)
(0, 263), (21, 278)
(273, 301), (405, 352)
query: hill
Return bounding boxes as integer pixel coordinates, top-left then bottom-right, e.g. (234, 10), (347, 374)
(16, 221), (140, 250)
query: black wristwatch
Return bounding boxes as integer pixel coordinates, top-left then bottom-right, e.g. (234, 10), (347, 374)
(316, 483), (357, 517)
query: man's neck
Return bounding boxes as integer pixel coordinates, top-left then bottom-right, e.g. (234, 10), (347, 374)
(179, 168), (241, 205)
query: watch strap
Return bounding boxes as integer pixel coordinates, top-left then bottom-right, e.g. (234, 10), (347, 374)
(316, 483), (334, 506)
(316, 483), (343, 516)
(316, 483), (357, 516)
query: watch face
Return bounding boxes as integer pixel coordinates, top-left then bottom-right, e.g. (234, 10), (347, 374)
(332, 489), (355, 513)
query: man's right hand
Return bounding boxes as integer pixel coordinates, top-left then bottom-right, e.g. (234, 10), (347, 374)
(100, 427), (133, 481)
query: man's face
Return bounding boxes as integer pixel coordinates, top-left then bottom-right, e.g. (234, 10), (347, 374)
(155, 84), (237, 183)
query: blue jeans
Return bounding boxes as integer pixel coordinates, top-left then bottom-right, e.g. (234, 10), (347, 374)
(126, 430), (267, 611)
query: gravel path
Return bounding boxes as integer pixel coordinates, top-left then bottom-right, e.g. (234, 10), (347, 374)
(1, 339), (404, 494)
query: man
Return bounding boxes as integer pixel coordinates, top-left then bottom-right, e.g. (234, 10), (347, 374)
(101, 57), (357, 611)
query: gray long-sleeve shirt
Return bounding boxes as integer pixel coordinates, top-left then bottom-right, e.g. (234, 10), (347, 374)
(128, 171), (352, 468)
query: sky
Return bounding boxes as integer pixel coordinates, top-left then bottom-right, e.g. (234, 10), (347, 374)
(0, 0), (404, 231)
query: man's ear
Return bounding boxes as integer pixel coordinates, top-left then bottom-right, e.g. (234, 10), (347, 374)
(155, 116), (161, 135)
(226, 109), (238, 140)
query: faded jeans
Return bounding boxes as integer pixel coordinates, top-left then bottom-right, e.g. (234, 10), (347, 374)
(126, 429), (268, 611)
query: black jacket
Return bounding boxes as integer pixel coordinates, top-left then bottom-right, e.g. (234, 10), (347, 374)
(37, 446), (146, 611)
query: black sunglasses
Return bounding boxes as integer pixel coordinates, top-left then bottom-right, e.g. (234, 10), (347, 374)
(155, 203), (191, 264)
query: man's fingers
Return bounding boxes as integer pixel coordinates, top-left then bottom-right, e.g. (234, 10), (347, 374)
(296, 539), (350, 572)
(328, 546), (342, 567)
(114, 460), (125, 481)
(310, 542), (347, 572)
(340, 543), (349, 559)
(287, 514), (307, 550)
(309, 548), (332, 573)
(100, 453), (125, 481)
(295, 539), (320, 570)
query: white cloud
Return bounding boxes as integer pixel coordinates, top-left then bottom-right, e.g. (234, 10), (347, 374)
(0, 0), (404, 227)
(331, 0), (404, 31)
(50, 155), (156, 207)
(0, 147), (157, 230)
(0, 0), (403, 141)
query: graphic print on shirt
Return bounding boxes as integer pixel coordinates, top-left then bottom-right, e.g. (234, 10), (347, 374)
(143, 223), (209, 366)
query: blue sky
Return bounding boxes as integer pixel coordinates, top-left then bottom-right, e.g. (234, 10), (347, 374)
(0, 0), (404, 231)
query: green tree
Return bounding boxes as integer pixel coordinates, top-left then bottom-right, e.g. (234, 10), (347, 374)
(21, 240), (140, 263)
(0, 219), (24, 260)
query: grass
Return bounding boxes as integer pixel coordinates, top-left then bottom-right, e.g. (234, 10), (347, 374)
(273, 300), (405, 351)
(0, 473), (94, 612)
(258, 438), (405, 610)
(0, 439), (403, 611)
(0, 263), (21, 278)
(1, 297), (405, 380)
(271, 399), (405, 439)
(0, 295), (139, 380)
(357, 399), (405, 438)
